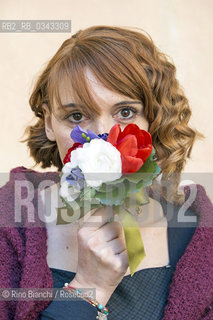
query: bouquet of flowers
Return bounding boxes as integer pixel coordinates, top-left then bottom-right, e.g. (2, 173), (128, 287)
(57, 123), (161, 276)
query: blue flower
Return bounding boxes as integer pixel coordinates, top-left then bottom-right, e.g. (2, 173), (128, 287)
(98, 133), (109, 141)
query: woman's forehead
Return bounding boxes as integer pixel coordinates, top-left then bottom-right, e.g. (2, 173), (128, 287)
(55, 68), (138, 109)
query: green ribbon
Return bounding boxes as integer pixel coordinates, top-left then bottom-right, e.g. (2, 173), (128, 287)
(113, 205), (146, 276)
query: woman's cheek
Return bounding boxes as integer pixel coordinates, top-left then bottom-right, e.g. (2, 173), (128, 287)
(56, 134), (74, 162)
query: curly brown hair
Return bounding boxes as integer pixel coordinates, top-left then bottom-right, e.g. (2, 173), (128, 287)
(22, 25), (203, 203)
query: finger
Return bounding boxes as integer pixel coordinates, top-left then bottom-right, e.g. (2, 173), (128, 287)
(94, 238), (126, 260)
(95, 221), (123, 242)
(108, 237), (126, 255)
(115, 250), (129, 272)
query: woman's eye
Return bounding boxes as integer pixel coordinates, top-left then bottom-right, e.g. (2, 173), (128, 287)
(68, 112), (85, 123)
(117, 107), (137, 120)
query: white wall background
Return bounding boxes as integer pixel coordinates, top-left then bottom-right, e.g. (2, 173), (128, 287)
(0, 0), (212, 196)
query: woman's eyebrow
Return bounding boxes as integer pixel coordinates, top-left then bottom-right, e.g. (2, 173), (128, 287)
(62, 103), (83, 108)
(113, 101), (142, 107)
(62, 101), (142, 108)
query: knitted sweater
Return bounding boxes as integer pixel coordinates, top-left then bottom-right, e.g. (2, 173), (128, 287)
(0, 166), (212, 320)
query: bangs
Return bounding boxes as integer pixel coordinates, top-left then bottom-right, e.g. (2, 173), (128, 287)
(47, 36), (153, 119)
(47, 55), (101, 117)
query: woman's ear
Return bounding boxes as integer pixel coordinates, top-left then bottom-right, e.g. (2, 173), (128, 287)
(42, 104), (56, 141)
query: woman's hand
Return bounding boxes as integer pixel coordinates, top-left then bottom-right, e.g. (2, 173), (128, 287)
(69, 206), (129, 305)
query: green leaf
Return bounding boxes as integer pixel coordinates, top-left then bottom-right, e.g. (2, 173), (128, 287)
(94, 183), (116, 194)
(79, 186), (96, 201)
(56, 205), (83, 225)
(95, 182), (128, 206)
(56, 201), (101, 225)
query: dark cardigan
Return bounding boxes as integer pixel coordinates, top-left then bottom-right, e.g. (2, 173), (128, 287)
(0, 166), (212, 320)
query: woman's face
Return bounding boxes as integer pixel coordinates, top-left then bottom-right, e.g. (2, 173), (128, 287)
(43, 68), (149, 164)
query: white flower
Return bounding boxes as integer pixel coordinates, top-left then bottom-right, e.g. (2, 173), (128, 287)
(70, 139), (122, 187)
(62, 162), (75, 174)
(59, 179), (81, 202)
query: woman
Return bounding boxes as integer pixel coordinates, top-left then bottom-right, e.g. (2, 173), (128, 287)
(0, 25), (212, 320)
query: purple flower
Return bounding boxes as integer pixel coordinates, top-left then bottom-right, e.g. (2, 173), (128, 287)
(70, 125), (100, 144)
(70, 125), (109, 144)
(66, 167), (85, 190)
